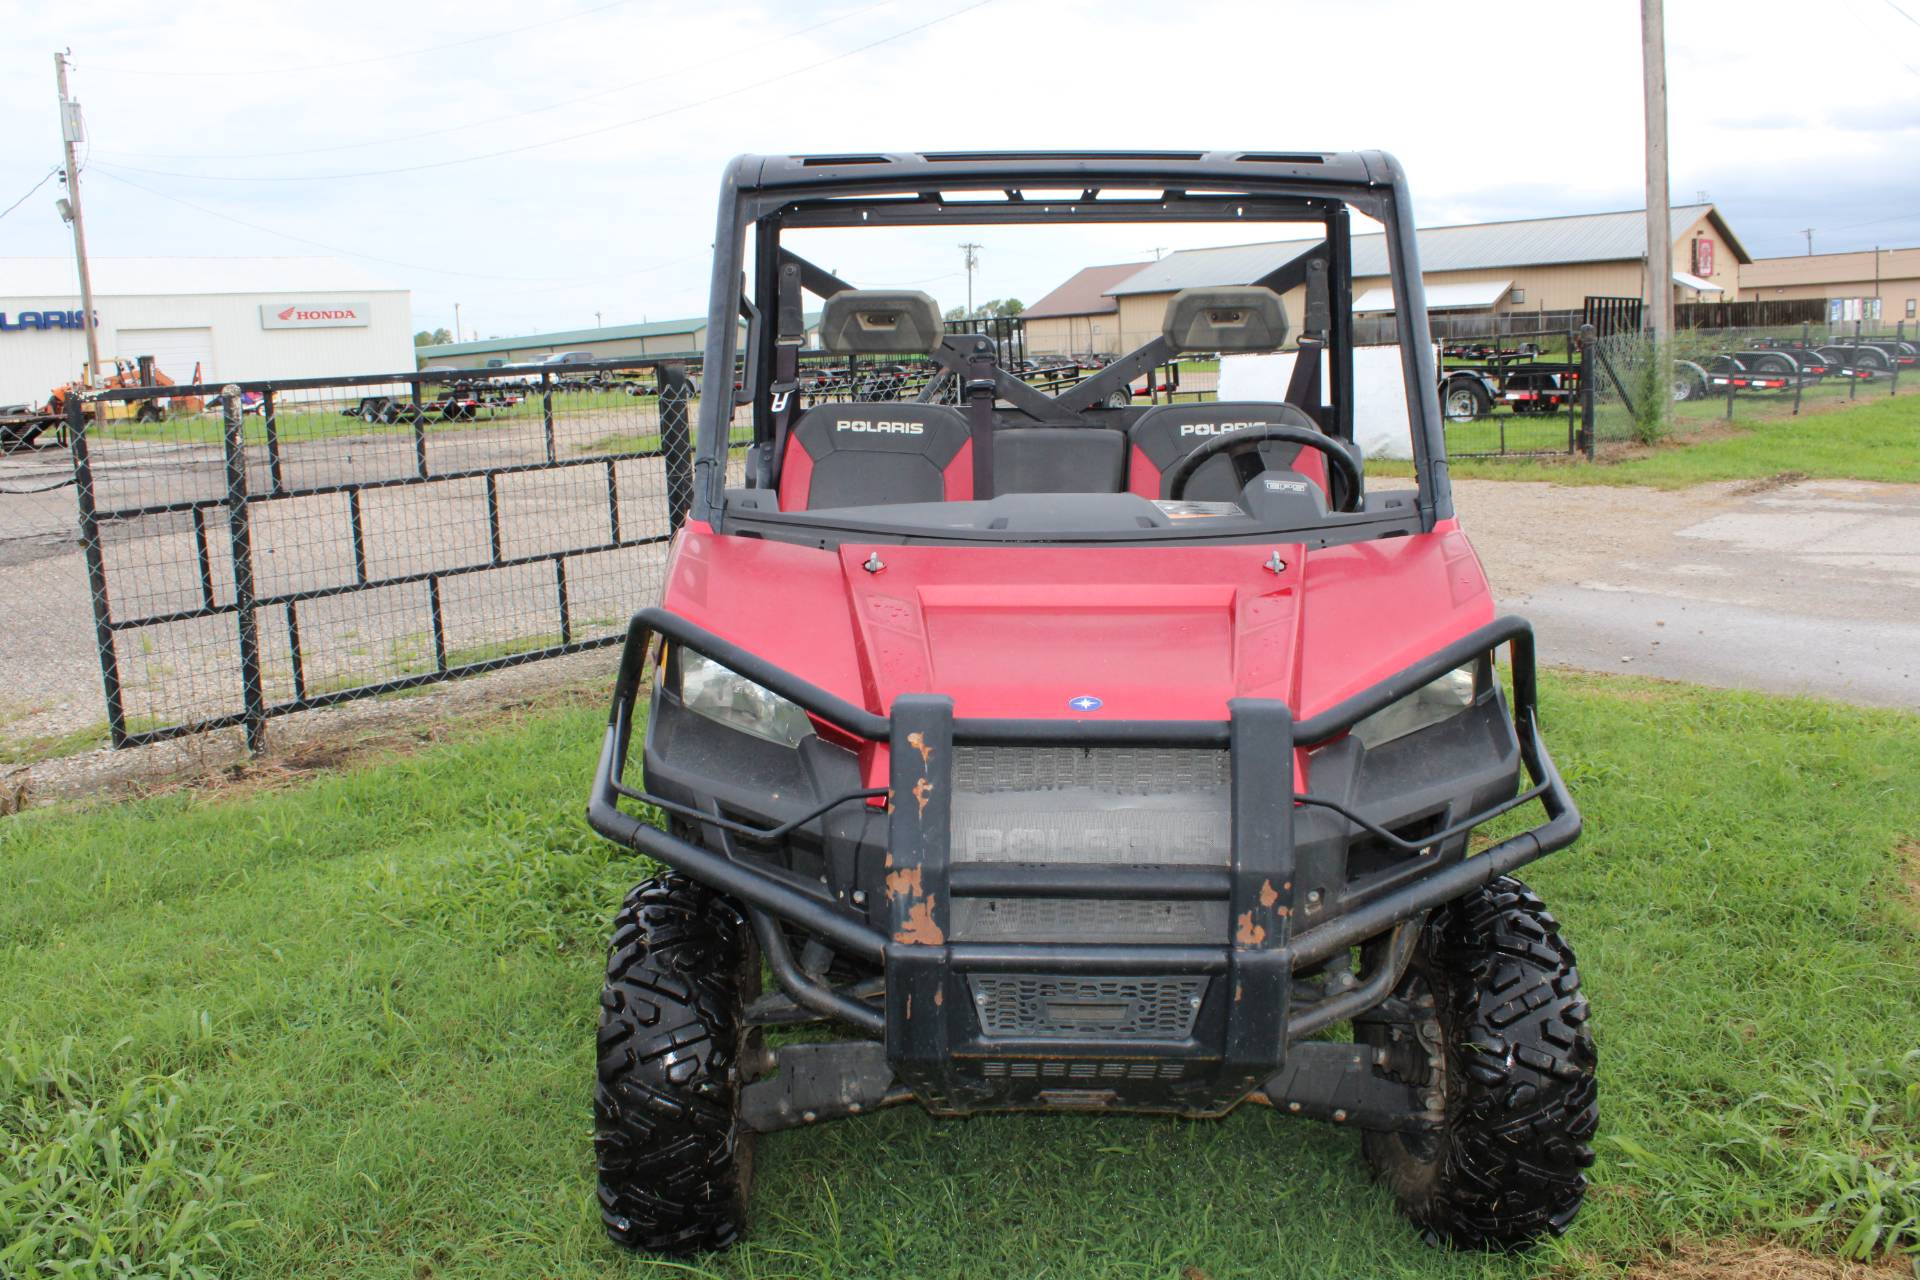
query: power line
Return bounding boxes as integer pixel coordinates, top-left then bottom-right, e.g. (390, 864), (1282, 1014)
(0, 168), (58, 221)
(81, 0), (639, 76)
(89, 0), (996, 184)
(95, 0), (897, 161)
(1883, 0), (1920, 28)
(87, 165), (700, 286)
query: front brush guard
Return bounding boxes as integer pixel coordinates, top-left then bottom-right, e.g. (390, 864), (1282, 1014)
(587, 607), (1580, 1114)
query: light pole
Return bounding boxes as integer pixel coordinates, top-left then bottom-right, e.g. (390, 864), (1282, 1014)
(959, 242), (982, 317)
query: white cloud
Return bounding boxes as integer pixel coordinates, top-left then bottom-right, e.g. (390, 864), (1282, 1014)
(2, 0), (1915, 338)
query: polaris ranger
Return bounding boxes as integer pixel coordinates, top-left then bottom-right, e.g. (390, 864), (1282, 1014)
(586, 151), (1595, 1256)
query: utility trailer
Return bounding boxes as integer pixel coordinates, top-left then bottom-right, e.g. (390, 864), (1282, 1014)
(0, 405), (64, 454)
(343, 382), (525, 426)
(1437, 345), (1579, 422)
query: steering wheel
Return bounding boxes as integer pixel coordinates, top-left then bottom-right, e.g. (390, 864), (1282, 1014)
(1164, 424), (1364, 512)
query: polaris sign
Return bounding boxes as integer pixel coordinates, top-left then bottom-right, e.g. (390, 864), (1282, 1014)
(0, 310), (95, 333)
(260, 300), (371, 330)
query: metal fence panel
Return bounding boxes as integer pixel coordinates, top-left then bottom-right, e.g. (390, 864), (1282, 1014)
(70, 359), (699, 749)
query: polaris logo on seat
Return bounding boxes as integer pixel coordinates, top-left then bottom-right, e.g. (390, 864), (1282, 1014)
(1179, 421), (1271, 436)
(837, 419), (924, 435)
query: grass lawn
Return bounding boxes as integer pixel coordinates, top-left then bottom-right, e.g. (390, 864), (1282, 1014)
(1384, 384), (1919, 488)
(90, 386), (662, 450)
(3, 675), (1917, 1278)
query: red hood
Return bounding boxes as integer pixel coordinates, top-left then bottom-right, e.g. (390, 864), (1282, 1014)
(659, 521), (1494, 727)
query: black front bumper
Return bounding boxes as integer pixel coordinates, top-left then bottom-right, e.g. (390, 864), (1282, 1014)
(587, 608), (1580, 1117)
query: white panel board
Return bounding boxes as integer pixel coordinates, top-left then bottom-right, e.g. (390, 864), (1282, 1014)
(1217, 345), (1428, 460)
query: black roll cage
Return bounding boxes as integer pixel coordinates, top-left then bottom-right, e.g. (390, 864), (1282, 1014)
(692, 151), (1452, 536)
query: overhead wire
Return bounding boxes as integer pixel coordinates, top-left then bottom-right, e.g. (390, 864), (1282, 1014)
(0, 168), (60, 221)
(88, 165), (699, 286)
(80, 0), (641, 76)
(89, 0), (997, 183)
(93, 0), (898, 161)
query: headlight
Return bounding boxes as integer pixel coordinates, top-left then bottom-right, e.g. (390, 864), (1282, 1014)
(1351, 660), (1479, 749)
(675, 647), (814, 748)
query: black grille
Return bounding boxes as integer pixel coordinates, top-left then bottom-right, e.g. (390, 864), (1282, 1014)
(952, 746), (1230, 793)
(949, 896), (1227, 943)
(950, 746), (1232, 866)
(969, 975), (1207, 1040)
(979, 1059), (1189, 1081)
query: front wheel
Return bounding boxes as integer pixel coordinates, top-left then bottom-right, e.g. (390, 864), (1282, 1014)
(1355, 877), (1597, 1250)
(595, 872), (758, 1256)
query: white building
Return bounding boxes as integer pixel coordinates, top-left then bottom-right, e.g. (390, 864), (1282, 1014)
(0, 257), (414, 406)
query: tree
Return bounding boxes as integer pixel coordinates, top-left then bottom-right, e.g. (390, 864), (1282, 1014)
(947, 299), (1025, 320)
(413, 327), (453, 346)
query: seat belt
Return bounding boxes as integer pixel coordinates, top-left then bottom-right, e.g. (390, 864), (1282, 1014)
(1286, 255), (1331, 423)
(961, 335), (997, 500)
(764, 262), (807, 492)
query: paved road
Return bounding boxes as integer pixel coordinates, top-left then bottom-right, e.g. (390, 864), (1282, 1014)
(1458, 477), (1920, 711)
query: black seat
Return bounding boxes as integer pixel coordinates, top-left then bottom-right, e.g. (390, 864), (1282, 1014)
(993, 427), (1127, 494)
(777, 401), (974, 510)
(1128, 401), (1341, 501)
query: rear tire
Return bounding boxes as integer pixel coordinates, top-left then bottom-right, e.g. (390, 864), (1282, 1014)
(595, 872), (758, 1256)
(1441, 378), (1492, 422)
(1356, 877), (1597, 1251)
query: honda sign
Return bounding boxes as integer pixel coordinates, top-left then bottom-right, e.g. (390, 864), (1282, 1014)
(260, 300), (371, 330)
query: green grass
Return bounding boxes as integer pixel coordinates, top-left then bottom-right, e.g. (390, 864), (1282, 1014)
(1, 675), (1916, 1277)
(1379, 384), (1920, 488)
(91, 387), (663, 449)
(0, 721), (109, 766)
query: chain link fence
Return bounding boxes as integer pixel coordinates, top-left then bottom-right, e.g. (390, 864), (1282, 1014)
(1589, 321), (1915, 445)
(68, 360), (706, 750)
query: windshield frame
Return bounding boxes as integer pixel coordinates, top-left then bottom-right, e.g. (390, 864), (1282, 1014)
(692, 151), (1449, 542)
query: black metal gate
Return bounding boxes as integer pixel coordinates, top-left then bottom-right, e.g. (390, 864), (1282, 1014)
(1581, 295), (1643, 337)
(71, 359), (701, 751)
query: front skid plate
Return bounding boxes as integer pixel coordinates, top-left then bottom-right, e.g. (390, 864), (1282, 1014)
(738, 1040), (1436, 1133)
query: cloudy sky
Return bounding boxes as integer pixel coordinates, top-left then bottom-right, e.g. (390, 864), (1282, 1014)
(4, 0), (1917, 339)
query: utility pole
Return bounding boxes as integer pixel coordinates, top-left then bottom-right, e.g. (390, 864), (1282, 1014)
(1641, 0), (1672, 371)
(54, 51), (102, 387)
(1149, 246), (1168, 261)
(453, 302), (462, 343)
(595, 310), (602, 328)
(959, 242), (982, 317)
(1801, 227), (1815, 256)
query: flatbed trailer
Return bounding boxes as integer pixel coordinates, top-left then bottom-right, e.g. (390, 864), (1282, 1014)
(0, 406), (65, 454)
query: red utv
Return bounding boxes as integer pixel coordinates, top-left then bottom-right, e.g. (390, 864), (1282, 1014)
(586, 151), (1595, 1256)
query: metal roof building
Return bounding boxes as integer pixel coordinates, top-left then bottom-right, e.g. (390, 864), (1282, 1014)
(0, 256), (413, 406)
(1023, 205), (1753, 353)
(1020, 262), (1149, 358)
(415, 312), (821, 369)
(1105, 205), (1746, 295)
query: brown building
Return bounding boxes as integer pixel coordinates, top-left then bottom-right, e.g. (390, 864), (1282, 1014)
(1020, 262), (1150, 356)
(1029, 205), (1749, 351)
(1739, 247), (1920, 325)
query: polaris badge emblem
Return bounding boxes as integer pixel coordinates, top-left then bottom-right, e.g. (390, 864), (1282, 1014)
(1067, 695), (1104, 712)
(837, 419), (924, 435)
